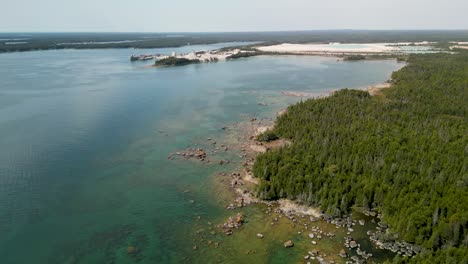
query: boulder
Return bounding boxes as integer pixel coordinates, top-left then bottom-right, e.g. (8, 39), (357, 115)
(257, 233), (264, 238)
(235, 213), (244, 224)
(339, 249), (347, 257)
(283, 240), (294, 248)
(310, 249), (319, 255)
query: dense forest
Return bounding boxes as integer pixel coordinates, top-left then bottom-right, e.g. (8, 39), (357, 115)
(154, 57), (199, 67)
(253, 52), (468, 263)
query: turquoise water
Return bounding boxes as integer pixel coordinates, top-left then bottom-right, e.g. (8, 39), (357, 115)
(0, 45), (403, 263)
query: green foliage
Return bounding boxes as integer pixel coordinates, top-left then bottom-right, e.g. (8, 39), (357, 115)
(396, 56), (409, 62)
(226, 51), (264, 59)
(256, 130), (279, 142)
(253, 52), (468, 261)
(344, 55), (366, 61)
(154, 57), (198, 67)
(385, 247), (468, 264)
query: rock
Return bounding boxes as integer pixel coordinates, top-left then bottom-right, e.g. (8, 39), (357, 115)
(283, 240), (294, 248)
(257, 233), (264, 238)
(308, 233), (315, 239)
(349, 240), (358, 248)
(127, 246), (138, 255)
(235, 213), (244, 224)
(339, 249), (347, 257)
(221, 213), (244, 235)
(378, 222), (388, 228)
(359, 220), (365, 226)
(304, 255), (310, 260)
(192, 245), (198, 250)
(312, 240), (317, 245)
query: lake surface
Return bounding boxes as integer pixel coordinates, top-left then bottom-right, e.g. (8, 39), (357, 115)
(0, 44), (403, 263)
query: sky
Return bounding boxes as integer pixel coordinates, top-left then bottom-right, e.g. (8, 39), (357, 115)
(1, 0), (467, 32)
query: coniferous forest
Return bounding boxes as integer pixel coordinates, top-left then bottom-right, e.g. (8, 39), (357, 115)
(253, 52), (468, 263)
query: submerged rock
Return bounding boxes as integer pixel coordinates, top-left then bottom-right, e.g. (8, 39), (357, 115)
(284, 240), (294, 248)
(127, 246), (138, 255)
(339, 249), (348, 258)
(349, 240), (358, 248)
(220, 213), (245, 235)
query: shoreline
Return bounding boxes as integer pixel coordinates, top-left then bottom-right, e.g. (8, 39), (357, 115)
(230, 80), (395, 207)
(208, 75), (420, 261)
(176, 58), (409, 263)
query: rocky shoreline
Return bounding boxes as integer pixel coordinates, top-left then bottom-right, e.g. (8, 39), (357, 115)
(178, 85), (420, 263)
(221, 106), (422, 263)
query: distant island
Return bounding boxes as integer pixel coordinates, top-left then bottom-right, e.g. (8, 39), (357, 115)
(151, 48), (263, 67)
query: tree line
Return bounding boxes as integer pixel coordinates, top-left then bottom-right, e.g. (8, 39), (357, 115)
(253, 52), (468, 263)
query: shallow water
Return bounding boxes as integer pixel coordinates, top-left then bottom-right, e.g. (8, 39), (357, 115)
(0, 45), (403, 263)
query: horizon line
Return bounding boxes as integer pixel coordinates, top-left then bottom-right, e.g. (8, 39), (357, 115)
(1, 29), (468, 34)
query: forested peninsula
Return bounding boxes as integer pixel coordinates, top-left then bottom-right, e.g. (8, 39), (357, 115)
(253, 52), (468, 263)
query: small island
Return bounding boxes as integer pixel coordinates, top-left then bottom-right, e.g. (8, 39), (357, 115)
(154, 57), (200, 67)
(130, 46), (269, 67)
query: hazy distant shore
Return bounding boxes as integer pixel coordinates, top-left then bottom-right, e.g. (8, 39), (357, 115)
(2, 30), (468, 53)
